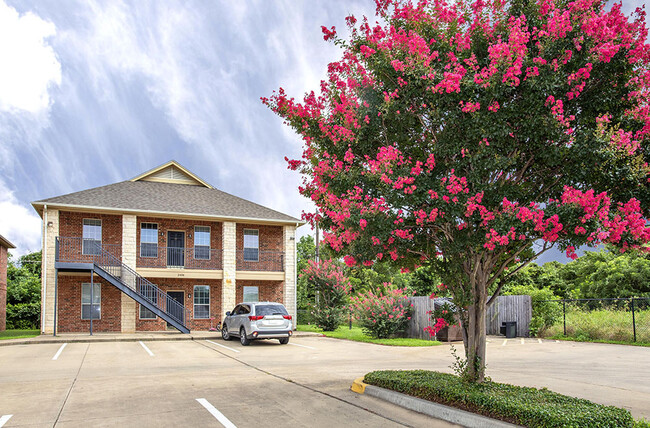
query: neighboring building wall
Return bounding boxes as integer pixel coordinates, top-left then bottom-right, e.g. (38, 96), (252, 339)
(42, 208), (59, 334)
(235, 224), (282, 251)
(121, 215), (137, 333)
(222, 222), (236, 320)
(136, 278), (222, 331)
(283, 225), (297, 322)
(0, 245), (7, 331)
(235, 280), (284, 305)
(135, 217), (222, 268)
(57, 274), (122, 333)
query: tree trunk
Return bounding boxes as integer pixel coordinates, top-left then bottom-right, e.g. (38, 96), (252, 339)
(461, 276), (488, 383)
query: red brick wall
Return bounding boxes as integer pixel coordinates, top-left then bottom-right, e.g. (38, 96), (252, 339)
(235, 280), (284, 306)
(57, 274), (122, 332)
(236, 224), (282, 251)
(0, 246), (7, 331)
(136, 218), (222, 269)
(136, 278), (222, 331)
(58, 211), (123, 259)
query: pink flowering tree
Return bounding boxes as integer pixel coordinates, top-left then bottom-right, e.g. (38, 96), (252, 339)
(350, 287), (413, 338)
(300, 259), (351, 330)
(264, 0), (650, 382)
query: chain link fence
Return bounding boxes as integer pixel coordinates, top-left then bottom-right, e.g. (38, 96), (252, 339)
(535, 297), (650, 343)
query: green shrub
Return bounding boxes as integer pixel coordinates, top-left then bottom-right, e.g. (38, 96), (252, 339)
(504, 285), (561, 336)
(543, 308), (650, 343)
(309, 305), (347, 331)
(6, 303), (40, 330)
(350, 288), (412, 338)
(364, 370), (634, 427)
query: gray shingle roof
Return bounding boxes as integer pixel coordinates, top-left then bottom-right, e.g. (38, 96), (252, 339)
(33, 180), (301, 224)
(0, 233), (16, 249)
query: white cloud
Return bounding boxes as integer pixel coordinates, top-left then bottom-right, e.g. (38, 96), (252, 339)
(0, 178), (42, 257)
(0, 0), (61, 113)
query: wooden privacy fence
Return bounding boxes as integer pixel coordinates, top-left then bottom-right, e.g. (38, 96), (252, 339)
(407, 295), (532, 339)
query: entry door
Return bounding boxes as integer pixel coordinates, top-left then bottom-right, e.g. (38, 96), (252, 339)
(167, 291), (185, 327)
(167, 231), (185, 267)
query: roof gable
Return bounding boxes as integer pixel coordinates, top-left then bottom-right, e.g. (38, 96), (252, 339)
(130, 161), (213, 188)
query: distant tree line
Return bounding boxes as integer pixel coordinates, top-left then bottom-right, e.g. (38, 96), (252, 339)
(6, 251), (41, 330)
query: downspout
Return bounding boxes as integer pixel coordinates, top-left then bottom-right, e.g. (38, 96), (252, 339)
(42, 205), (47, 334)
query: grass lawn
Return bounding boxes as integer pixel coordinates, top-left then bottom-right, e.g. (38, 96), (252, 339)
(542, 309), (650, 344)
(297, 324), (440, 347)
(0, 329), (40, 340)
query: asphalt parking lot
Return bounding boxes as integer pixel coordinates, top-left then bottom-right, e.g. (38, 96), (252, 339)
(0, 336), (648, 427)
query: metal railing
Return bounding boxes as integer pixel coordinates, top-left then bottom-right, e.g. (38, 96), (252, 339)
(56, 237), (122, 264)
(56, 237), (190, 328)
(236, 250), (284, 272)
(138, 245), (223, 270)
(535, 297), (650, 343)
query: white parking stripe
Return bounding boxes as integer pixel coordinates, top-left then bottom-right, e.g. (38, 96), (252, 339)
(289, 343), (316, 350)
(52, 343), (67, 360)
(196, 398), (237, 428)
(520, 338), (525, 344)
(0, 415), (13, 427)
(501, 339), (507, 346)
(538, 338), (543, 344)
(206, 340), (240, 353)
(139, 341), (154, 357)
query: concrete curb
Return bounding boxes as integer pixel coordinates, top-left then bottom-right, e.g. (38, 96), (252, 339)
(0, 330), (321, 346)
(351, 378), (520, 428)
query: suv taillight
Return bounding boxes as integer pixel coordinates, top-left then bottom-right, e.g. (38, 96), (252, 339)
(283, 315), (292, 320)
(249, 315), (264, 321)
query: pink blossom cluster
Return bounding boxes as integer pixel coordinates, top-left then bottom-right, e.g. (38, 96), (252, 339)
(350, 288), (413, 325)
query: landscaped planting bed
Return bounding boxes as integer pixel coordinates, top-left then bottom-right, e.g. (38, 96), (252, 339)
(364, 370), (638, 427)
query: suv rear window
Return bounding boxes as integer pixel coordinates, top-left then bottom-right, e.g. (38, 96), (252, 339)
(255, 304), (288, 316)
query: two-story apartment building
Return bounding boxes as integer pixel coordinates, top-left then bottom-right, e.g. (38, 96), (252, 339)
(32, 161), (303, 334)
(0, 233), (16, 332)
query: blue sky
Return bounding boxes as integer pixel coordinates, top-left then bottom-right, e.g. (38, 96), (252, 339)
(0, 0), (645, 263)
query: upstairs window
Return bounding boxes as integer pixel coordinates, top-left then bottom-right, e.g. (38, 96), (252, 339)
(243, 229), (259, 262)
(82, 219), (102, 255)
(194, 226), (210, 260)
(140, 223), (158, 258)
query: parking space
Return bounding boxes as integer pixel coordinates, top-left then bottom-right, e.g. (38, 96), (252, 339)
(0, 336), (648, 426)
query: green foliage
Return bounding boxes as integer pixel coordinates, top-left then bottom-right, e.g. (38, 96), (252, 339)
(364, 370), (635, 427)
(297, 325), (440, 347)
(407, 265), (447, 297)
(503, 285), (561, 336)
(302, 259), (351, 331)
(351, 288), (412, 338)
(6, 303), (40, 330)
(543, 307), (650, 343)
(0, 329), (40, 340)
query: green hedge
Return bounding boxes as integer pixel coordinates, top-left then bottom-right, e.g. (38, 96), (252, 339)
(6, 303), (41, 330)
(364, 370), (634, 427)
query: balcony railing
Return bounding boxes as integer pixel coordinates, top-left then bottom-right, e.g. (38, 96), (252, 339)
(56, 237), (122, 264)
(138, 245), (223, 270)
(236, 250), (284, 272)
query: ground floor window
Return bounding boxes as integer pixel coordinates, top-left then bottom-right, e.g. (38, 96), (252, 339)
(194, 285), (210, 319)
(243, 286), (259, 302)
(139, 283), (158, 319)
(81, 282), (101, 320)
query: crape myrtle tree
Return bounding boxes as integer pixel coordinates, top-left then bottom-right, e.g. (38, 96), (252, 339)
(264, 0), (650, 382)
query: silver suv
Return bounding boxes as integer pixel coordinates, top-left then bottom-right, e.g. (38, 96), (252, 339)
(221, 302), (293, 346)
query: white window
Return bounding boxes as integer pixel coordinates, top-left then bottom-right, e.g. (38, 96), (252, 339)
(193, 285), (210, 319)
(140, 223), (158, 258)
(243, 229), (259, 262)
(82, 219), (102, 255)
(139, 283), (157, 319)
(81, 282), (101, 320)
(194, 226), (210, 260)
(243, 286), (259, 302)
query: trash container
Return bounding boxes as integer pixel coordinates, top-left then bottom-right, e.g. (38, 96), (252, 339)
(501, 321), (517, 338)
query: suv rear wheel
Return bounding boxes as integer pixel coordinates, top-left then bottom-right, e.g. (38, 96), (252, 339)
(279, 337), (289, 345)
(240, 327), (251, 346)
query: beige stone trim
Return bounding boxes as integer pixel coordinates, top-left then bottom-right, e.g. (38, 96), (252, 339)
(283, 225), (297, 322)
(137, 268), (223, 279)
(42, 209), (59, 334)
(235, 271), (284, 281)
(221, 222), (236, 319)
(121, 215), (137, 333)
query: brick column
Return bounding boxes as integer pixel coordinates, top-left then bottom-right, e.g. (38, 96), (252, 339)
(283, 225), (297, 323)
(121, 215), (137, 333)
(221, 221), (236, 319)
(42, 209), (59, 334)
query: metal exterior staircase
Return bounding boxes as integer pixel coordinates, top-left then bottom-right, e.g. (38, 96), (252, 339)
(56, 237), (190, 333)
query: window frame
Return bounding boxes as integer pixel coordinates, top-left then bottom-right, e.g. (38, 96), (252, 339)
(243, 286), (259, 302)
(193, 225), (211, 260)
(81, 282), (101, 320)
(243, 228), (259, 262)
(82, 218), (102, 256)
(140, 222), (159, 258)
(193, 285), (210, 319)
